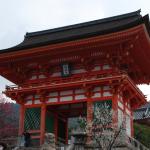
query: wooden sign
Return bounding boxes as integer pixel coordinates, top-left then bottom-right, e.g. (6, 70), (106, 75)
(61, 63), (71, 77)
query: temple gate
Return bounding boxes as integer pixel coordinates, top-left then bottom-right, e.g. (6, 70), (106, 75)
(0, 10), (150, 145)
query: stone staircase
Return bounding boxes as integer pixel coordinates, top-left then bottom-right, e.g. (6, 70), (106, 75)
(126, 136), (149, 150)
(12, 133), (150, 150)
(14, 147), (41, 150)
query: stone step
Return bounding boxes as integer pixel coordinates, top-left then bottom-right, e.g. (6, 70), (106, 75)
(15, 147), (41, 150)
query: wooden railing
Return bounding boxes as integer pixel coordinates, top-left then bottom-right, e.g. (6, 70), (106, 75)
(5, 74), (131, 91)
(4, 70), (123, 91)
(28, 130), (41, 140)
(56, 134), (150, 150)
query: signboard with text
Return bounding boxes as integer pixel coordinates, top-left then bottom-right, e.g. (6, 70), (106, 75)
(61, 63), (71, 77)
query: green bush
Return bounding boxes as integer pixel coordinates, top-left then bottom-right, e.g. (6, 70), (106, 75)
(134, 123), (150, 148)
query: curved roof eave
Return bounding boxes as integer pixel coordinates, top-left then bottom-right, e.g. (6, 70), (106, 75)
(1, 10), (150, 54)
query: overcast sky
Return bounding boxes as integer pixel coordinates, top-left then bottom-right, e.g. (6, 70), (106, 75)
(0, 0), (150, 100)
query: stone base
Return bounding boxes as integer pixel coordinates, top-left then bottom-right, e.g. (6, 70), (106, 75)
(40, 145), (55, 150)
(85, 144), (100, 150)
(14, 146), (41, 150)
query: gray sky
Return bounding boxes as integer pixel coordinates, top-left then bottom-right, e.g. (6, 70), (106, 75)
(0, 0), (150, 100)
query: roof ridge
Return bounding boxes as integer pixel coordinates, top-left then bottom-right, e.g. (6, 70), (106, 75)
(26, 10), (141, 38)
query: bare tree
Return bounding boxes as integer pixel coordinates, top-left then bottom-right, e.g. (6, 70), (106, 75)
(0, 94), (19, 138)
(92, 102), (126, 149)
(76, 102), (126, 150)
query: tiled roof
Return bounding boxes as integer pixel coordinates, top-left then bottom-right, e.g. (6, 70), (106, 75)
(134, 102), (150, 120)
(0, 10), (149, 53)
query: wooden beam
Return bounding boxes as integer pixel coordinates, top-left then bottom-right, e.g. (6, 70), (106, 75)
(112, 93), (118, 127)
(18, 104), (25, 135)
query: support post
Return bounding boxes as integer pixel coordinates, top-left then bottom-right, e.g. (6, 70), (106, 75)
(65, 118), (68, 144)
(112, 93), (118, 127)
(86, 100), (93, 144)
(54, 114), (58, 143)
(130, 111), (134, 137)
(40, 104), (46, 145)
(87, 101), (93, 126)
(19, 104), (25, 135)
(85, 86), (94, 145)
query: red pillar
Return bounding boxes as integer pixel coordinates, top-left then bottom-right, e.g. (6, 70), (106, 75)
(19, 104), (25, 135)
(130, 111), (134, 137)
(112, 93), (118, 127)
(86, 88), (93, 127)
(54, 114), (58, 143)
(86, 99), (93, 144)
(40, 104), (46, 145)
(87, 101), (93, 125)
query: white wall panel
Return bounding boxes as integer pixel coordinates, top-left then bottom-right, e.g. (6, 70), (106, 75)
(118, 101), (124, 109)
(51, 72), (61, 77)
(48, 97), (58, 102)
(60, 96), (73, 101)
(93, 66), (101, 71)
(48, 92), (58, 97)
(60, 90), (73, 96)
(72, 69), (86, 74)
(92, 92), (101, 98)
(75, 89), (85, 94)
(75, 95), (86, 100)
(93, 87), (101, 92)
(25, 100), (32, 105)
(34, 100), (41, 104)
(103, 91), (112, 96)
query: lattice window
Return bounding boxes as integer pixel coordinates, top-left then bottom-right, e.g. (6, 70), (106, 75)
(94, 100), (112, 110)
(24, 107), (41, 130)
